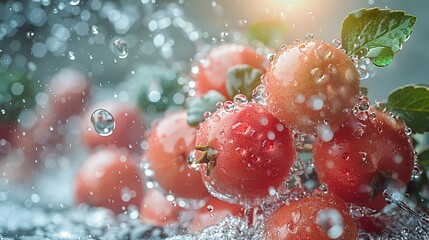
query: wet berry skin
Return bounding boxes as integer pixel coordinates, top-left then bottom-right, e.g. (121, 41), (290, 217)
(147, 111), (209, 200)
(195, 102), (296, 203)
(195, 44), (266, 98)
(313, 108), (415, 210)
(263, 40), (360, 134)
(265, 193), (358, 240)
(75, 148), (144, 214)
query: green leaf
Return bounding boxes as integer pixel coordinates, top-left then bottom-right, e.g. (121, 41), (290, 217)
(386, 85), (429, 133)
(341, 8), (416, 67)
(245, 19), (287, 48)
(419, 146), (429, 167)
(226, 65), (263, 100)
(0, 71), (38, 123)
(186, 90), (226, 127)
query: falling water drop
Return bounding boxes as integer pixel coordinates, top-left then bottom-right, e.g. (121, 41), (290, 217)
(113, 39), (129, 59)
(90, 109), (115, 136)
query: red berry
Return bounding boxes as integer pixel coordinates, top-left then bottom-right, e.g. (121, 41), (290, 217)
(147, 111), (209, 200)
(195, 102), (296, 202)
(264, 193), (358, 240)
(263, 40), (360, 134)
(140, 188), (181, 227)
(196, 44), (266, 98)
(75, 148), (144, 214)
(190, 197), (243, 232)
(313, 108), (415, 210)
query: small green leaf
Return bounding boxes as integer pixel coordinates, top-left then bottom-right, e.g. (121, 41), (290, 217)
(186, 90), (226, 127)
(245, 19), (287, 48)
(341, 8), (416, 67)
(226, 65), (263, 100)
(419, 146), (429, 167)
(386, 85), (429, 133)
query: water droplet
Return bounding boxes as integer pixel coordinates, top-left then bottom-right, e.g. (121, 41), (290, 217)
(233, 94), (248, 105)
(331, 39), (342, 48)
(291, 158), (305, 175)
(404, 126), (412, 136)
(70, 0), (80, 5)
(113, 39), (129, 59)
(91, 25), (99, 35)
(207, 205), (214, 212)
(357, 67), (369, 80)
(305, 33), (314, 40)
(267, 53), (275, 62)
(90, 109), (115, 136)
(26, 31), (35, 39)
(68, 51), (76, 60)
(411, 163), (423, 180)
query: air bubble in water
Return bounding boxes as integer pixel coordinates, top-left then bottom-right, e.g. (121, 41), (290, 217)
(233, 94), (248, 105)
(113, 39), (129, 59)
(70, 0), (80, 6)
(26, 31), (35, 39)
(357, 67), (369, 80)
(68, 51), (76, 60)
(90, 109), (115, 136)
(91, 25), (99, 35)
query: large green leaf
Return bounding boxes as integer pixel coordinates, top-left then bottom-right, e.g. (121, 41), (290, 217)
(341, 8), (416, 67)
(387, 85), (429, 133)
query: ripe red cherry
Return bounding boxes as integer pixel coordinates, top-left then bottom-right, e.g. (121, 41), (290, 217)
(75, 148), (144, 214)
(313, 108), (415, 210)
(189, 197), (243, 232)
(147, 111), (209, 200)
(263, 40), (360, 134)
(195, 44), (266, 98)
(195, 101), (296, 203)
(140, 188), (181, 227)
(264, 193), (358, 240)
(81, 101), (145, 152)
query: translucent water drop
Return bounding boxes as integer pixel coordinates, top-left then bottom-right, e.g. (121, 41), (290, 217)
(357, 67), (369, 80)
(186, 150), (200, 170)
(411, 163), (423, 180)
(91, 25), (99, 35)
(113, 39), (129, 59)
(70, 0), (80, 6)
(68, 51), (76, 60)
(404, 126), (412, 136)
(233, 94), (248, 105)
(207, 205), (214, 212)
(305, 33), (314, 40)
(267, 53), (275, 62)
(291, 158), (305, 175)
(331, 39), (342, 48)
(26, 31), (35, 39)
(90, 109), (115, 136)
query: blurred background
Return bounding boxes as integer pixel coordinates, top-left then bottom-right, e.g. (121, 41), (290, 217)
(0, 0), (427, 102)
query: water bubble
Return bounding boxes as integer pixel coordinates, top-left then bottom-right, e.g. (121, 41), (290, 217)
(305, 33), (314, 40)
(404, 126), (412, 136)
(267, 53), (275, 62)
(411, 163), (423, 180)
(68, 51), (76, 60)
(91, 25), (99, 35)
(291, 158), (305, 175)
(233, 94), (248, 105)
(357, 67), (369, 80)
(26, 31), (35, 39)
(113, 39), (129, 59)
(90, 109), (115, 136)
(331, 39), (342, 48)
(70, 0), (80, 5)
(207, 205), (214, 212)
